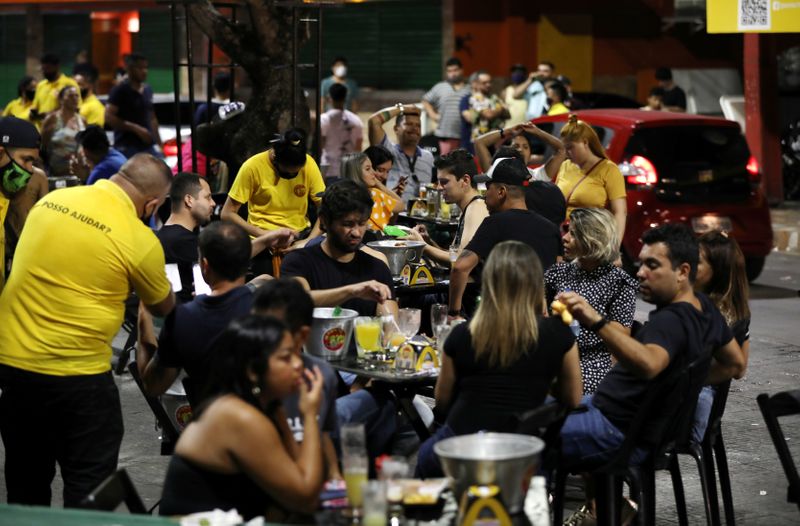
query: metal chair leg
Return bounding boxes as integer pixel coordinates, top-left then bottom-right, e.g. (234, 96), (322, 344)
(714, 434), (736, 526)
(669, 455), (689, 526)
(700, 441), (722, 526)
(692, 447), (717, 526)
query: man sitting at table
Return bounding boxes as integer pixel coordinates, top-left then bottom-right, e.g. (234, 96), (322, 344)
(448, 157), (561, 318)
(401, 149), (488, 266)
(252, 279), (343, 482)
(280, 180), (400, 457)
(280, 179), (398, 319)
(136, 221), (256, 399)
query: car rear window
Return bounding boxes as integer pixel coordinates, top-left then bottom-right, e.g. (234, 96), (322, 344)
(154, 101), (195, 127)
(624, 125), (751, 202)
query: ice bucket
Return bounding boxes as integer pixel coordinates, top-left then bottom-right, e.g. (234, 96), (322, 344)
(366, 240), (426, 277)
(306, 308), (359, 361)
(434, 432), (544, 513)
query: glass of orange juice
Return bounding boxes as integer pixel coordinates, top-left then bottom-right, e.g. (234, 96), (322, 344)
(354, 316), (383, 361)
(341, 423), (368, 512)
(381, 314), (406, 354)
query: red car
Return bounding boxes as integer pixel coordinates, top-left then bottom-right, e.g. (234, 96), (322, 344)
(532, 109), (773, 281)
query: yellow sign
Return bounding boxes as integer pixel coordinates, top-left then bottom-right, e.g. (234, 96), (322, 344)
(708, 0), (800, 33)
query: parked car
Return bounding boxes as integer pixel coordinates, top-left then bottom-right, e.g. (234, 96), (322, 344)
(152, 94), (193, 169)
(532, 109), (773, 281)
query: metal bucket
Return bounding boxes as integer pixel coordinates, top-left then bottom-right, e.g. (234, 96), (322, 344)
(366, 240), (426, 277)
(306, 308), (359, 361)
(434, 432), (544, 513)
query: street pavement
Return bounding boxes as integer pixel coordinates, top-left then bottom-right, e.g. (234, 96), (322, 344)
(1, 206), (799, 524)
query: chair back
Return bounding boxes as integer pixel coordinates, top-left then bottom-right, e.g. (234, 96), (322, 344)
(80, 468), (147, 513)
(757, 389), (800, 508)
(128, 361), (180, 453)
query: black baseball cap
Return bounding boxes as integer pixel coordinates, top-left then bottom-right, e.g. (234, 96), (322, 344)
(0, 117), (41, 149)
(473, 157), (530, 187)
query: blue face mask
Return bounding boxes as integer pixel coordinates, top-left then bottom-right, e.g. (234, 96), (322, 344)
(511, 72), (527, 85)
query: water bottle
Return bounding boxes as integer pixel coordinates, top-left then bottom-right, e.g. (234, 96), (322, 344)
(524, 476), (551, 526)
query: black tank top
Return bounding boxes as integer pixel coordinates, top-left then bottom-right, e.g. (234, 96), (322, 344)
(159, 454), (275, 520)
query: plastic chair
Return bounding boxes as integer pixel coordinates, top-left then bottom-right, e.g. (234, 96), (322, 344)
(553, 355), (710, 526)
(128, 361), (181, 455)
(757, 389), (800, 512)
(80, 468), (147, 513)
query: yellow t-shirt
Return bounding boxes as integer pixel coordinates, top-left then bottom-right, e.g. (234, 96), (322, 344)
(79, 93), (105, 127)
(547, 102), (570, 116)
(0, 193), (9, 292)
(556, 159), (626, 218)
(229, 151), (325, 232)
(32, 74), (80, 115)
(2, 98), (34, 122)
(0, 180), (171, 376)
(368, 188), (397, 231)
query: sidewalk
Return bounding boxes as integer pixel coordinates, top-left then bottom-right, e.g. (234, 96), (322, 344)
(771, 201), (800, 253)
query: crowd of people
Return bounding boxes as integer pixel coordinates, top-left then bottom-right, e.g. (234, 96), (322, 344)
(0, 50), (739, 526)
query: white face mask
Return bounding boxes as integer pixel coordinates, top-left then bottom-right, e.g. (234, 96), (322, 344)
(333, 65), (347, 78)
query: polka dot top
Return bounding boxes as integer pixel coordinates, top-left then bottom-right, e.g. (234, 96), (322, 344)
(544, 261), (638, 394)
(369, 188), (397, 231)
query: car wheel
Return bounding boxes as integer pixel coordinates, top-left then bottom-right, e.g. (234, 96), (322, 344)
(745, 256), (766, 282)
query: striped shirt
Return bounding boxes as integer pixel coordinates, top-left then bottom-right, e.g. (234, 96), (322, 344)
(423, 81), (470, 139)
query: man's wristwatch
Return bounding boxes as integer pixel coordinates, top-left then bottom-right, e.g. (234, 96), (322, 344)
(395, 102), (404, 116)
(589, 317), (609, 332)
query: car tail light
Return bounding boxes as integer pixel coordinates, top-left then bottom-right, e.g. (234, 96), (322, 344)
(746, 155), (760, 182)
(163, 139), (179, 158)
(620, 155), (658, 185)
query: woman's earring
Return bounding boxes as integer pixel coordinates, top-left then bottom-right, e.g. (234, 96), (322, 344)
(252, 385), (262, 396)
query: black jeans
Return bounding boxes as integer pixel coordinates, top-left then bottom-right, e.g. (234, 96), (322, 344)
(0, 364), (124, 507)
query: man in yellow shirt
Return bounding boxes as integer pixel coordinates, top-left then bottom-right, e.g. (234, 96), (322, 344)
(0, 117), (42, 292)
(2, 76), (37, 123)
(30, 54), (79, 122)
(0, 153), (176, 507)
(74, 65), (105, 127)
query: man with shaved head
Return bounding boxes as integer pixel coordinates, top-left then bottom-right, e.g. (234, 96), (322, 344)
(0, 152), (176, 507)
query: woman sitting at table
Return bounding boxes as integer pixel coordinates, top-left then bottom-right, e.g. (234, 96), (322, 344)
(544, 208), (637, 394)
(415, 241), (582, 478)
(159, 315), (325, 521)
(341, 152), (405, 233)
(556, 115), (626, 245)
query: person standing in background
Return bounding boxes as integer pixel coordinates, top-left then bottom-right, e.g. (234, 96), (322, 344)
(30, 54), (79, 122)
(320, 83), (362, 179)
(422, 57), (470, 155)
(106, 53), (162, 158)
(2, 77), (37, 124)
(320, 57), (359, 112)
(73, 64), (105, 127)
(502, 64), (530, 127)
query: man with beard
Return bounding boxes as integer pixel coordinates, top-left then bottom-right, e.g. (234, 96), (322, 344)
(0, 153), (175, 507)
(368, 103), (434, 203)
(422, 58), (470, 155)
(280, 180), (397, 318)
(30, 54), (79, 120)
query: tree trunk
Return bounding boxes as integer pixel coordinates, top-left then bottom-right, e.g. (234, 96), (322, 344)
(187, 0), (310, 171)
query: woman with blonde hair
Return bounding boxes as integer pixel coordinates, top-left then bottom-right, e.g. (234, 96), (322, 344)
(544, 207), (638, 394)
(340, 152), (404, 232)
(415, 241), (582, 478)
(556, 115), (626, 246)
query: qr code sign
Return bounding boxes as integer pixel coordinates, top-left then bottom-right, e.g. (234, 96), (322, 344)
(738, 0), (771, 30)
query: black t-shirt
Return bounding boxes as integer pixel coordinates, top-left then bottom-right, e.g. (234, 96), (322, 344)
(280, 244), (395, 316)
(662, 85), (687, 110)
(525, 180), (567, 227)
(593, 293), (733, 444)
(108, 80), (155, 149)
(157, 224), (198, 303)
(444, 318), (575, 435)
(464, 208), (561, 271)
(156, 286), (253, 393)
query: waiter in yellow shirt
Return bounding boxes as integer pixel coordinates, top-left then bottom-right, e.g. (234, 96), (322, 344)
(0, 117), (41, 292)
(74, 65), (105, 127)
(30, 54), (79, 122)
(0, 153), (176, 507)
(221, 127), (325, 275)
(2, 77), (37, 123)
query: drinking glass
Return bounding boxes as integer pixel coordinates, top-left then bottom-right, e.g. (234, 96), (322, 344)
(397, 308), (421, 340)
(341, 423), (368, 510)
(362, 480), (388, 526)
(354, 316), (383, 360)
(381, 315), (406, 353)
(430, 303), (449, 343)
